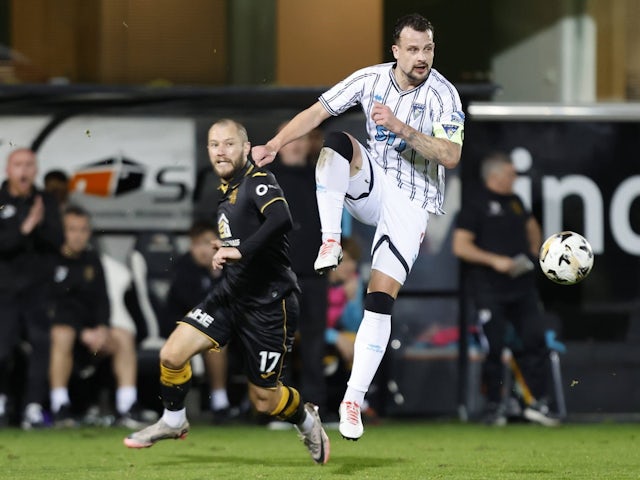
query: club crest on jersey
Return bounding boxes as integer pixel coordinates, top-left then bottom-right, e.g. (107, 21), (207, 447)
(411, 103), (426, 120)
(84, 265), (95, 282)
(510, 200), (524, 215)
(218, 213), (232, 239)
(0, 204), (16, 219)
(54, 266), (69, 283)
(441, 123), (460, 139)
(488, 200), (503, 216)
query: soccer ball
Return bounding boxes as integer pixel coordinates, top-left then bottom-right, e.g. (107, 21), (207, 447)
(539, 231), (594, 285)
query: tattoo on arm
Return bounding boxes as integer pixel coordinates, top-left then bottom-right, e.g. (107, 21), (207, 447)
(401, 125), (459, 169)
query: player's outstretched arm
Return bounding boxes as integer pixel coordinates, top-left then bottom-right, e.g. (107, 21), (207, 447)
(251, 102), (331, 167)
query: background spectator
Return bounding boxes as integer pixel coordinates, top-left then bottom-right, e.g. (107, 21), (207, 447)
(48, 205), (154, 428)
(0, 148), (64, 429)
(452, 151), (558, 427)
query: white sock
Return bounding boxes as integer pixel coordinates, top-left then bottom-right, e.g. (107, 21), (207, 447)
(116, 386), (137, 415)
(50, 387), (71, 413)
(210, 388), (230, 411)
(297, 409), (315, 434)
(343, 310), (392, 406)
(316, 147), (349, 242)
(162, 408), (186, 428)
(0, 394), (6, 415)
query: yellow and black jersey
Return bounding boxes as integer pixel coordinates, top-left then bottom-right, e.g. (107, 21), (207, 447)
(209, 161), (300, 307)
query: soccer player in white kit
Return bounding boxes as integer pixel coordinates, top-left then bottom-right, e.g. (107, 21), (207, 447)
(252, 13), (465, 440)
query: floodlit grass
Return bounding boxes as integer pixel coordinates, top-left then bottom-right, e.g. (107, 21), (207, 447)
(1, 420), (639, 479)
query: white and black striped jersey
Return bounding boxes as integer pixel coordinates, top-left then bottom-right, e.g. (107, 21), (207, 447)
(319, 62), (464, 214)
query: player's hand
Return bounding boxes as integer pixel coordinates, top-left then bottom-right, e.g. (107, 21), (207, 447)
(81, 325), (109, 354)
(212, 247), (242, 270)
(251, 145), (277, 167)
(20, 195), (44, 235)
(211, 238), (223, 253)
(371, 101), (403, 134)
(492, 255), (514, 274)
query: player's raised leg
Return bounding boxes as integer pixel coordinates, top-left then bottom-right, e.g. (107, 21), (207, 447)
(314, 132), (361, 273)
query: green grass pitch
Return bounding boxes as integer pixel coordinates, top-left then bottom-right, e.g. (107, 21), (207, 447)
(1, 420), (638, 479)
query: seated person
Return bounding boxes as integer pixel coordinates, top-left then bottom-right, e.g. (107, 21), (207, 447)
(48, 205), (152, 428)
(164, 220), (231, 421)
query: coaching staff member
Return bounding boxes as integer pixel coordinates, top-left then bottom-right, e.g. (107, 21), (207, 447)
(0, 148), (64, 429)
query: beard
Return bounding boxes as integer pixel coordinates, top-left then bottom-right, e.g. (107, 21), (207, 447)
(213, 157), (246, 181)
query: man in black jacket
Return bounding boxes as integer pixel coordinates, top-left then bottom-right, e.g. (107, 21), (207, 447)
(0, 148), (64, 429)
(452, 151), (557, 427)
(125, 119), (330, 465)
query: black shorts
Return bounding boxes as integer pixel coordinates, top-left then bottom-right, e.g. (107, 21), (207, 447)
(179, 290), (300, 389)
(48, 307), (90, 333)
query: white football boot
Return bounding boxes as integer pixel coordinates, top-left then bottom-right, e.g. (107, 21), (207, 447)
(124, 418), (190, 448)
(313, 239), (343, 274)
(339, 401), (364, 440)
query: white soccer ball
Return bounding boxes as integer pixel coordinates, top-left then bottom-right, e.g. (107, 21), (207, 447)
(539, 231), (594, 285)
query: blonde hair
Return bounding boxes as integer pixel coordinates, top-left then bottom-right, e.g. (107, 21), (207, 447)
(210, 118), (249, 143)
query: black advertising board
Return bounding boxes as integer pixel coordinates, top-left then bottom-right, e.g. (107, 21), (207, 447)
(463, 103), (640, 341)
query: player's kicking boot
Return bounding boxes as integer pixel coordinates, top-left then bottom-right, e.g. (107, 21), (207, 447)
(295, 403), (331, 464)
(123, 418), (190, 448)
(339, 401), (364, 441)
(313, 239), (343, 274)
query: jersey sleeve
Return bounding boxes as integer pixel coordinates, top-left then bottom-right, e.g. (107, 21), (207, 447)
(319, 67), (372, 116)
(246, 171), (287, 214)
(431, 80), (465, 147)
(455, 191), (482, 236)
(236, 171), (293, 259)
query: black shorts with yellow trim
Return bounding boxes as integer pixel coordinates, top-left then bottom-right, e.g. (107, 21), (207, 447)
(178, 290), (299, 389)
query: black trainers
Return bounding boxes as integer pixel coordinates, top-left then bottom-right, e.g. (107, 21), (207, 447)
(523, 401), (560, 427)
(482, 402), (507, 426)
(211, 407), (232, 425)
(54, 404), (78, 428)
(21, 403), (47, 430)
(116, 403), (158, 429)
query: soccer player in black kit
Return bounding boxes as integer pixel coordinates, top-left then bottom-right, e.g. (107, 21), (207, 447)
(125, 119), (330, 465)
